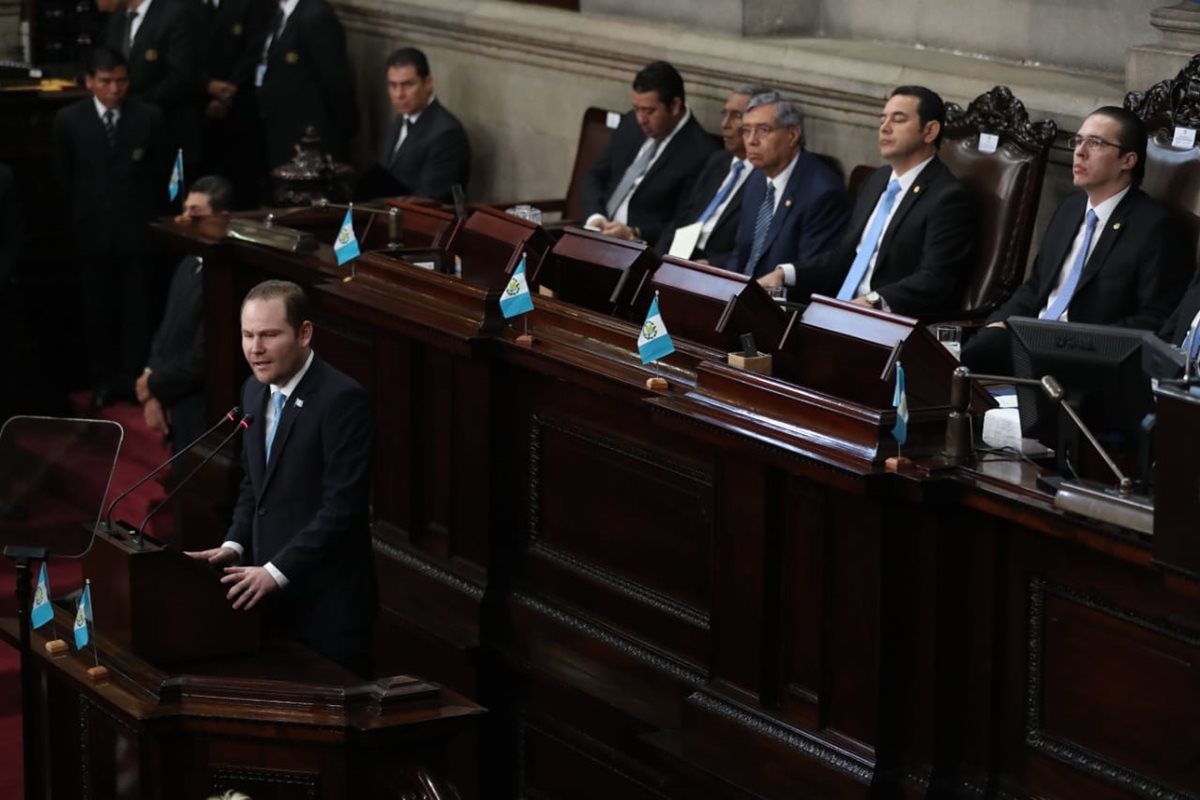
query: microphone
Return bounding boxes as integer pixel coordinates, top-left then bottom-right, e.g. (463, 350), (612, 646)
(134, 413), (255, 546)
(103, 406), (241, 536)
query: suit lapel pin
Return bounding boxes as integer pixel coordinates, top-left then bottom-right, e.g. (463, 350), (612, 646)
(294, 398), (304, 408)
(1112, 222), (1121, 231)
(144, 48), (158, 62)
(784, 199), (793, 208)
(232, 23), (244, 35)
(912, 185), (921, 194)
(286, 51), (300, 64)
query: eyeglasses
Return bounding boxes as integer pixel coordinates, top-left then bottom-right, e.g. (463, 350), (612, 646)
(1068, 134), (1121, 151)
(740, 124), (777, 139)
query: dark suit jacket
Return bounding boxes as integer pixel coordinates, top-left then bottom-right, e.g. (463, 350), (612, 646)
(228, 355), (377, 670)
(256, 0), (358, 167)
(580, 110), (717, 245)
(202, 0), (272, 88)
(103, 0), (202, 162)
(147, 255), (205, 448)
(989, 188), (1188, 331)
(655, 149), (745, 268)
(791, 156), (975, 320)
(1160, 268), (1200, 345)
(732, 150), (850, 278)
(380, 98), (471, 203)
(0, 164), (18, 290)
(53, 97), (169, 257)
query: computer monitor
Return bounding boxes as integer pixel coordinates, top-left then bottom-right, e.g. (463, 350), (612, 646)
(1008, 317), (1184, 475)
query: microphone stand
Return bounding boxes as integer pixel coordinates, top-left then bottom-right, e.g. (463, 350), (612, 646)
(103, 407), (240, 548)
(943, 367), (1153, 534)
(133, 414), (254, 542)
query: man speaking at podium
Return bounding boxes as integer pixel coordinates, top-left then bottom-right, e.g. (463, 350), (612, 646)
(187, 280), (377, 676)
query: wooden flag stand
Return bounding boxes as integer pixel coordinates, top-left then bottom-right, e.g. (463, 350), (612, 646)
(884, 455), (913, 472)
(44, 638), (68, 656)
(646, 377), (668, 391)
(87, 664), (110, 682)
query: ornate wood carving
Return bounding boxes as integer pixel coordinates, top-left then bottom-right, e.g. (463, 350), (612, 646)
(1125, 53), (1200, 129)
(944, 85), (1057, 149)
(1025, 578), (1198, 800)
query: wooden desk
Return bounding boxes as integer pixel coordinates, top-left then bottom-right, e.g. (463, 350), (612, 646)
(153, 211), (1200, 800)
(2, 609), (482, 800)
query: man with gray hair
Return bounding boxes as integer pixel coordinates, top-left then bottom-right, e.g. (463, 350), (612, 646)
(655, 85), (769, 267)
(732, 91), (849, 278)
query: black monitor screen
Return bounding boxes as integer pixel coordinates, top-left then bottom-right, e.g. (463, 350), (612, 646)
(1008, 317), (1184, 448)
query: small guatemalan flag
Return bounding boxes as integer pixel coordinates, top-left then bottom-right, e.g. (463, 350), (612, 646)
(891, 362), (909, 446)
(499, 254), (534, 319)
(31, 562), (53, 629)
(637, 294), (675, 365)
(333, 207), (360, 266)
(73, 581), (93, 650)
(168, 148), (183, 202)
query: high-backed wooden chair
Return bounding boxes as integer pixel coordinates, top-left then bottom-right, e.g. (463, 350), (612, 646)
(493, 107), (620, 223)
(1125, 54), (1200, 280)
(939, 85), (1057, 319)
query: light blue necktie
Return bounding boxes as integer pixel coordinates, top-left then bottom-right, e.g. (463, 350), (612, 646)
(1043, 209), (1099, 321)
(745, 180), (776, 276)
(697, 160), (744, 225)
(837, 179), (902, 301)
(265, 389), (284, 462)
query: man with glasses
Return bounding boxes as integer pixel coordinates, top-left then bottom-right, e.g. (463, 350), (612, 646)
(757, 85), (974, 320)
(731, 91), (849, 277)
(655, 86), (769, 267)
(962, 106), (1188, 374)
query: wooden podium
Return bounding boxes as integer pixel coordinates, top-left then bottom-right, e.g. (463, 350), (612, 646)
(82, 525), (260, 664)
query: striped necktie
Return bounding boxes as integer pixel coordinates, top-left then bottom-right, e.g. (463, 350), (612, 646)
(745, 180), (776, 276)
(697, 160), (744, 225)
(103, 109), (116, 149)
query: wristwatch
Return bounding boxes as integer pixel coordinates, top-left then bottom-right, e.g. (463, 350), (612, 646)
(865, 291), (883, 308)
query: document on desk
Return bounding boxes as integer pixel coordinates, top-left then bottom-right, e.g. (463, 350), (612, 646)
(669, 222), (702, 259)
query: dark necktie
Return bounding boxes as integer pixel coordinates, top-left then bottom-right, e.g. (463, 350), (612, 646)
(122, 9), (138, 57)
(103, 109), (117, 149)
(390, 116), (410, 165)
(1042, 209), (1099, 321)
(745, 181), (776, 276)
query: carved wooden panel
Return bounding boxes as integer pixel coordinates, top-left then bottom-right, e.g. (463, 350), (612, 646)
(1026, 579), (1200, 798)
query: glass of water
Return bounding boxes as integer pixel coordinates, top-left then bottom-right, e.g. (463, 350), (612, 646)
(935, 324), (962, 360)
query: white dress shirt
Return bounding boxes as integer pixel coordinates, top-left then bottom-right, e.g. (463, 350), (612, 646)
(128, 0), (154, 43)
(93, 96), (120, 126)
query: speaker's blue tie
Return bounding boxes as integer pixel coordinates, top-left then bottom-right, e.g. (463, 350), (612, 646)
(745, 180), (776, 276)
(265, 390), (284, 462)
(1043, 209), (1099, 321)
(837, 178), (901, 301)
(697, 160), (744, 225)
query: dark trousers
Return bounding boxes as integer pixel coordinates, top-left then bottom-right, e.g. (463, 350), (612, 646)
(78, 251), (152, 389)
(961, 324), (1015, 376)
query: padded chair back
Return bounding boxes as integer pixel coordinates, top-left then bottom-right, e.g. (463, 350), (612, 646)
(1126, 54), (1200, 280)
(939, 86), (1056, 318)
(562, 107), (620, 222)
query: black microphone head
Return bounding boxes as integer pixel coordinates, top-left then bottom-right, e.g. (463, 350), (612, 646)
(226, 406), (241, 421)
(239, 413), (255, 429)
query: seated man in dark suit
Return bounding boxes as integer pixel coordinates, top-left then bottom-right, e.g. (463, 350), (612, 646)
(731, 92), (850, 278)
(962, 106), (1189, 375)
(654, 85), (768, 267)
(581, 60), (717, 245)
(187, 280), (377, 676)
(758, 85), (975, 322)
(136, 175), (232, 450)
(377, 47), (470, 204)
(54, 47), (170, 408)
(1159, 267), (1200, 364)
(103, 0), (202, 175)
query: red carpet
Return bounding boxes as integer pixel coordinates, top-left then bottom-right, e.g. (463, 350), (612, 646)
(0, 394), (174, 796)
